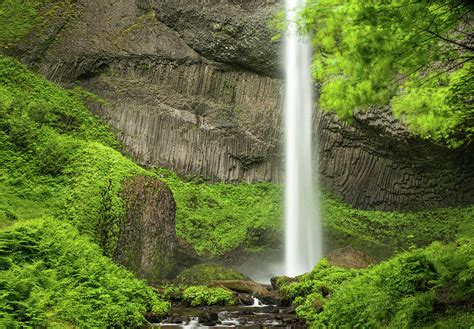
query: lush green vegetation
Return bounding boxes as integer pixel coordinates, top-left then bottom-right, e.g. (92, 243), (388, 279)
(0, 56), (169, 326)
(0, 54), (469, 262)
(0, 56), (149, 254)
(322, 193), (474, 254)
(176, 264), (249, 284)
(298, 0), (473, 147)
(155, 164), (473, 257)
(280, 239), (474, 328)
(156, 168), (282, 257)
(155, 283), (237, 307)
(1, 0), (472, 327)
(0, 218), (169, 328)
(182, 286), (237, 307)
(0, 0), (75, 49)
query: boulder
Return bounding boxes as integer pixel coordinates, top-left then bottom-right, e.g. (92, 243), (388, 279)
(114, 175), (177, 282)
(327, 247), (375, 269)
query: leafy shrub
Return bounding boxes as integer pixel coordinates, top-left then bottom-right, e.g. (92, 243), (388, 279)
(282, 240), (474, 328)
(0, 218), (169, 328)
(155, 283), (186, 302)
(182, 286), (236, 307)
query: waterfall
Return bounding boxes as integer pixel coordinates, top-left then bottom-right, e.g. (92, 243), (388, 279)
(284, 0), (322, 277)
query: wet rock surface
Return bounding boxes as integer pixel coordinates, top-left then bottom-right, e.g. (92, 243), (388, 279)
(154, 303), (305, 328)
(113, 176), (204, 281)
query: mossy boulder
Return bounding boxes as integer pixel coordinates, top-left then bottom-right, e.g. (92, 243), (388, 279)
(176, 264), (249, 284)
(326, 247), (375, 269)
(114, 175), (177, 283)
(182, 286), (237, 307)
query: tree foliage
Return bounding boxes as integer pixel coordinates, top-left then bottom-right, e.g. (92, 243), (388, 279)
(299, 0), (473, 147)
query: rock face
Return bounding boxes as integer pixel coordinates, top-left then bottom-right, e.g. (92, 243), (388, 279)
(5, 0), (474, 210)
(115, 175), (177, 282)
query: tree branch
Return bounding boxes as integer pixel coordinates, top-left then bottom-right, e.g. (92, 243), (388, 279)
(426, 30), (474, 52)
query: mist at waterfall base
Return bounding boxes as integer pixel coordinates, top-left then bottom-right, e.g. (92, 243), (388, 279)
(284, 0), (322, 277)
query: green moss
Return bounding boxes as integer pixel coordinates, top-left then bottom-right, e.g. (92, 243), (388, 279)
(0, 0), (75, 50)
(176, 264), (249, 284)
(0, 0), (46, 47)
(182, 286), (237, 307)
(0, 218), (169, 328)
(155, 168), (282, 257)
(322, 192), (474, 253)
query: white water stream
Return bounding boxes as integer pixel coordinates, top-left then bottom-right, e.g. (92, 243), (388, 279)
(284, 0), (322, 276)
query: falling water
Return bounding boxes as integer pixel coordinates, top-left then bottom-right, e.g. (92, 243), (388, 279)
(284, 0), (322, 277)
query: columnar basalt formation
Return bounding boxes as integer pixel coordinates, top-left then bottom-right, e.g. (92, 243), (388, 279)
(4, 0), (473, 210)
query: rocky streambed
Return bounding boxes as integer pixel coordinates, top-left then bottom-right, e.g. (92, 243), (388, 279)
(153, 298), (303, 328)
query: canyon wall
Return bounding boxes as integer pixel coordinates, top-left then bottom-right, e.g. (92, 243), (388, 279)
(6, 0), (474, 210)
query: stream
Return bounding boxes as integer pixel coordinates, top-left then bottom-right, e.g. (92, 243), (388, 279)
(153, 297), (304, 328)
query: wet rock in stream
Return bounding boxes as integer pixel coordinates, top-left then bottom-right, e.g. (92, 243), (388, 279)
(153, 303), (305, 328)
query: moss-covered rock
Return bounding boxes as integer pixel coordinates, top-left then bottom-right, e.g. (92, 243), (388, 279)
(114, 175), (177, 283)
(182, 286), (237, 307)
(176, 264), (249, 284)
(326, 247), (375, 269)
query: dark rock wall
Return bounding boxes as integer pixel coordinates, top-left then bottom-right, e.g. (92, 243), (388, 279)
(5, 0), (474, 210)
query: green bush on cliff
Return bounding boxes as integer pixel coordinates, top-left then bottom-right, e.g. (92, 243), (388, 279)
(281, 239), (474, 328)
(182, 286), (236, 307)
(0, 218), (169, 328)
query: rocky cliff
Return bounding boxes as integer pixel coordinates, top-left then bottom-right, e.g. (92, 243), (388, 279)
(5, 0), (474, 210)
